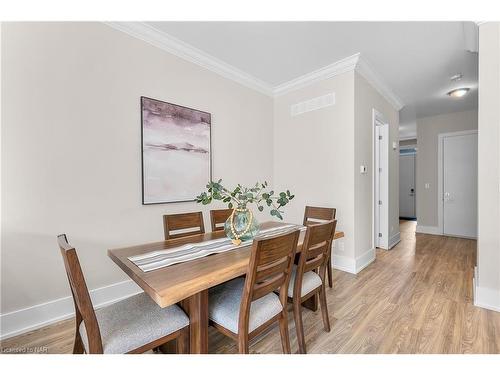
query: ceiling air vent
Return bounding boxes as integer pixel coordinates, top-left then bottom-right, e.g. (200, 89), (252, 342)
(290, 92), (335, 117)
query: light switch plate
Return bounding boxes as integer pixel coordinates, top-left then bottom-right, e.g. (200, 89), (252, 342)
(360, 165), (367, 174)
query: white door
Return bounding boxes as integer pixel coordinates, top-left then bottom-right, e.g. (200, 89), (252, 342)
(399, 153), (416, 218)
(443, 133), (478, 238)
(375, 123), (389, 249)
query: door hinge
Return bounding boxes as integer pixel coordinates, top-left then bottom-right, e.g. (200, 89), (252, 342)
(379, 167), (382, 173)
(379, 135), (383, 140)
(378, 200), (382, 205)
(378, 233), (382, 238)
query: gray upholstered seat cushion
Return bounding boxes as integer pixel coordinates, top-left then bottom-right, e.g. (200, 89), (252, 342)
(288, 265), (322, 298)
(79, 292), (189, 354)
(208, 278), (283, 334)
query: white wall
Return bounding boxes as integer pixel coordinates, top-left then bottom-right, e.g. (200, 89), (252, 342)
(475, 22), (500, 312)
(354, 72), (400, 254)
(1, 23), (274, 318)
(273, 72), (355, 261)
(415, 110), (478, 230)
(273, 70), (400, 272)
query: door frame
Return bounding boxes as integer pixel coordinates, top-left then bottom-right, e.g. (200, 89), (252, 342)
(437, 129), (478, 236)
(372, 109), (390, 249)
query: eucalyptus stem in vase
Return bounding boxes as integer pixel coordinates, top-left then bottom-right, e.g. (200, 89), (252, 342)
(196, 180), (295, 245)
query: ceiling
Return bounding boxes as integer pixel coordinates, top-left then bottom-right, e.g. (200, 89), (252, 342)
(145, 22), (479, 138)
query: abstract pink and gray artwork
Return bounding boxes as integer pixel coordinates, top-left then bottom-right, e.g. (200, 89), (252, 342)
(141, 97), (211, 204)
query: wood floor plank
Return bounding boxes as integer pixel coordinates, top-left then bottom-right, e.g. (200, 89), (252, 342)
(2, 220), (500, 354)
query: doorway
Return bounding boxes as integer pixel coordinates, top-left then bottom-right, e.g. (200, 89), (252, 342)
(399, 147), (416, 220)
(438, 130), (478, 238)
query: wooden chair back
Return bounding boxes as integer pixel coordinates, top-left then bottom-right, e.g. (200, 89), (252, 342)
(295, 220), (337, 295)
(210, 209), (233, 232)
(238, 229), (300, 333)
(57, 234), (103, 353)
(303, 206), (336, 226)
(163, 212), (205, 240)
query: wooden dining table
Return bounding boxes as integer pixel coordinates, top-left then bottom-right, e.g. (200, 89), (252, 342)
(108, 221), (344, 354)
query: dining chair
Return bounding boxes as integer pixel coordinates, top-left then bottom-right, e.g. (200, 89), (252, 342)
(208, 229), (300, 354)
(163, 211), (205, 240)
(210, 208), (233, 232)
(303, 206), (337, 288)
(57, 234), (190, 354)
(289, 220), (336, 354)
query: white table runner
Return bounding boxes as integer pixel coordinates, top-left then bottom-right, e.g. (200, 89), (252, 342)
(129, 223), (306, 272)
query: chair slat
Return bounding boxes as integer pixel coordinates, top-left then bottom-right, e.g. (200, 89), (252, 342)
(303, 256), (324, 273)
(252, 274), (286, 301)
(163, 212), (205, 240)
(255, 256), (289, 283)
(303, 206), (336, 225)
(210, 209), (233, 232)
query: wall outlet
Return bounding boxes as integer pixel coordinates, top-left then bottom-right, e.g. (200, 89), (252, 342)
(425, 183), (430, 189)
(335, 241), (345, 252)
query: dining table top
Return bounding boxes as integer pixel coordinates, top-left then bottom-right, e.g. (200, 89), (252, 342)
(108, 221), (344, 308)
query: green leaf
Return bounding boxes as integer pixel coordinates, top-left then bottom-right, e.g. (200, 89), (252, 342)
(228, 202), (233, 209)
(258, 205), (264, 212)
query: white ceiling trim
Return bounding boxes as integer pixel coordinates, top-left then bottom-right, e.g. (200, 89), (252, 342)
(105, 22), (275, 96)
(356, 58), (405, 111)
(104, 22), (404, 110)
(273, 53), (360, 96)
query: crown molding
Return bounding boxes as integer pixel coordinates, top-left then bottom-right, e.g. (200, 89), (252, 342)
(104, 22), (404, 110)
(273, 53), (361, 96)
(105, 22), (274, 97)
(274, 53), (404, 110)
(355, 57), (404, 111)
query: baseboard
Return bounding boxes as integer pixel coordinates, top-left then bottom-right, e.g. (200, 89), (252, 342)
(473, 269), (500, 313)
(332, 254), (356, 274)
(0, 279), (142, 340)
(415, 225), (441, 235)
(332, 248), (375, 275)
(355, 248), (376, 273)
(388, 232), (401, 249)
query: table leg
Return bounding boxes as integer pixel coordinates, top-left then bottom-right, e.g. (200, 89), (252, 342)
(180, 289), (209, 354)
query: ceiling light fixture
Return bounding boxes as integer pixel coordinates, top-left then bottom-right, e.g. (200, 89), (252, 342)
(447, 88), (470, 98)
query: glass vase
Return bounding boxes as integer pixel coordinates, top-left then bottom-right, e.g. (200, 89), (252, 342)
(224, 207), (260, 243)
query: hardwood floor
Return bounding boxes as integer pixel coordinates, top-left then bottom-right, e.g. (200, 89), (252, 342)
(2, 220), (499, 354)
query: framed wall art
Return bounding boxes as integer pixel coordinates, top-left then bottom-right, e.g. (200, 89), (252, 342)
(141, 96), (211, 204)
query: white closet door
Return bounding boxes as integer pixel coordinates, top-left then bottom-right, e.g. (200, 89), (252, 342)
(375, 123), (389, 248)
(443, 133), (478, 238)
